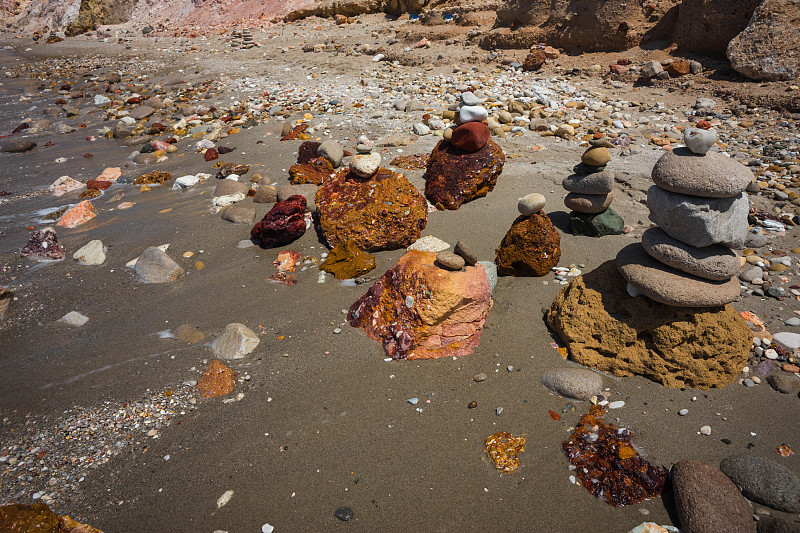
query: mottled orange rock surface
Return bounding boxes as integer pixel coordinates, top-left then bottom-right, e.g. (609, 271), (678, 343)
(495, 212), (561, 276)
(320, 242), (376, 279)
(425, 139), (505, 210)
(196, 360), (235, 398)
(289, 157), (334, 185)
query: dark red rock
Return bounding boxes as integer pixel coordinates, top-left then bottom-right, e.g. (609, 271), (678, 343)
(450, 122), (491, 153)
(250, 195), (307, 247)
(289, 157), (334, 185)
(86, 179), (111, 191)
(297, 141), (322, 164)
(425, 139), (505, 210)
(204, 148), (219, 162)
(609, 64), (629, 75)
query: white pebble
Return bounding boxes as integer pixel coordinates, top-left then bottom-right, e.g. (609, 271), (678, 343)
(608, 401), (625, 409)
(678, 409), (689, 416)
(699, 425), (712, 436)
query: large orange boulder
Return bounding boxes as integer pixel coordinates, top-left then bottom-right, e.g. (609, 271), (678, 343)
(316, 167), (427, 252)
(425, 139), (505, 210)
(348, 250), (492, 360)
(495, 212), (561, 276)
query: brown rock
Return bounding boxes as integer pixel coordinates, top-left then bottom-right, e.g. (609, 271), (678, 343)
(425, 139), (505, 210)
(253, 185), (278, 204)
(0, 286), (13, 324)
(175, 324), (205, 344)
(288, 157), (335, 185)
(450, 122), (491, 153)
(522, 48), (546, 71)
(665, 59), (691, 77)
(495, 212), (561, 277)
(564, 192), (613, 214)
(320, 241), (376, 280)
(757, 516), (800, 533)
(546, 260), (751, 389)
(316, 167), (427, 252)
(672, 460), (754, 533)
(675, 0), (761, 57)
(196, 360), (235, 398)
(297, 140), (322, 164)
(348, 251), (493, 360)
(0, 503), (103, 533)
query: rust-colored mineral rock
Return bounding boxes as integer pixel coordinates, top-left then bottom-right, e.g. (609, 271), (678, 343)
(485, 432), (526, 473)
(196, 360), (235, 398)
(495, 212), (561, 276)
(289, 157), (334, 185)
(425, 139), (505, 210)
(320, 242), (376, 280)
(0, 503), (103, 532)
(390, 153), (430, 170)
(316, 167), (428, 252)
(134, 171), (172, 185)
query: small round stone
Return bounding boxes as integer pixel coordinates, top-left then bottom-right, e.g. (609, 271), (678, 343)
(518, 193), (546, 216)
(581, 147), (611, 166)
(436, 251), (465, 270)
(334, 507), (354, 521)
(683, 127), (717, 154)
(473, 372), (487, 382)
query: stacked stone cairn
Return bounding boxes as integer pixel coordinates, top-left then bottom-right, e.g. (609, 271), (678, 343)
(616, 127), (752, 307)
(564, 138), (624, 237)
(231, 28), (255, 50)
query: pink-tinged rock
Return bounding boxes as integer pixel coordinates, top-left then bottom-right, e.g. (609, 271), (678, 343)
(348, 250), (493, 360)
(95, 167), (121, 182)
(20, 227), (66, 261)
(117, 202), (135, 209)
(57, 200), (96, 228)
(151, 141), (171, 152)
(50, 176), (84, 196)
(609, 64), (629, 75)
(273, 250), (301, 272)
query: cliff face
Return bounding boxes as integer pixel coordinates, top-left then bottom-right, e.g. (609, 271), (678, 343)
(64, 0), (135, 36)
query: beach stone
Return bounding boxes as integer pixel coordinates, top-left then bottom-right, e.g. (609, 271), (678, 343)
(459, 105), (488, 123)
(348, 250), (492, 360)
(133, 153), (157, 165)
(522, 48), (546, 71)
(317, 139), (344, 168)
(50, 176), (84, 196)
(21, 228), (66, 261)
(175, 324), (205, 344)
(518, 193), (546, 216)
(212, 323), (260, 360)
(72, 240), (106, 266)
(546, 260), (751, 389)
(56, 200), (96, 229)
(461, 92), (481, 106)
(289, 157), (334, 186)
(617, 244), (741, 307)
(562, 171), (615, 194)
(757, 516), (800, 533)
(642, 60), (664, 78)
(130, 106), (155, 120)
(720, 455), (800, 513)
(253, 185), (278, 204)
(59, 311), (88, 327)
(739, 266), (764, 283)
(436, 251), (465, 271)
(540, 368), (603, 401)
(683, 127), (717, 155)
(454, 241), (478, 266)
(767, 372), (800, 395)
(221, 204), (256, 224)
(250, 195), (307, 247)
(672, 460), (753, 533)
(277, 184), (317, 213)
(196, 360), (235, 399)
(320, 242), (376, 280)
(651, 148), (753, 198)
(0, 287), (12, 323)
(478, 260), (497, 291)
(135, 247), (184, 283)
(297, 141), (322, 164)
(316, 167), (427, 252)
(773, 332), (800, 350)
(642, 228), (740, 281)
(1, 139), (36, 153)
(213, 180), (249, 198)
(564, 192), (613, 214)
(450, 122), (491, 153)
(495, 212), (561, 277)
(350, 152), (381, 178)
(581, 147), (611, 167)
(569, 208), (625, 237)
(425, 139), (505, 210)
(647, 187), (749, 248)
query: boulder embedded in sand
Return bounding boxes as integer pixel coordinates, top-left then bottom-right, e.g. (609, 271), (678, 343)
(212, 323), (260, 360)
(546, 260), (751, 389)
(425, 139), (505, 210)
(56, 200), (96, 228)
(134, 246), (184, 283)
(495, 212), (561, 276)
(348, 250), (492, 360)
(250, 195), (307, 247)
(316, 167), (427, 252)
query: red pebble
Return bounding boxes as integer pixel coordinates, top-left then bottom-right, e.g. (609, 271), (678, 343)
(204, 148), (219, 162)
(450, 122), (491, 153)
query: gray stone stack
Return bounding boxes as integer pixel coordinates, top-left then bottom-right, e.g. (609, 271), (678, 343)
(616, 128), (753, 307)
(241, 29), (254, 49)
(231, 28), (242, 48)
(231, 28), (255, 50)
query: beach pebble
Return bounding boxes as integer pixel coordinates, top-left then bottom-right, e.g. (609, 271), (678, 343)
(262, 524), (275, 533)
(683, 127), (717, 154)
(212, 323), (260, 360)
(436, 251), (465, 270)
(699, 425), (712, 436)
(349, 152), (381, 178)
(461, 92), (481, 106)
(317, 139), (343, 168)
(453, 241), (478, 265)
(459, 105), (488, 123)
(334, 507), (354, 521)
(59, 311), (88, 327)
(767, 372), (800, 394)
(478, 261), (497, 291)
(720, 455), (800, 513)
(540, 368), (603, 401)
(518, 193), (546, 216)
(134, 247), (184, 284)
(608, 400), (625, 409)
(473, 372), (487, 382)
(73, 240), (106, 266)
(678, 409), (689, 416)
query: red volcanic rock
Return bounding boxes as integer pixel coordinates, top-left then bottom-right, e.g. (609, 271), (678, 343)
(348, 250), (493, 360)
(450, 122), (491, 153)
(204, 148), (219, 162)
(250, 195), (307, 247)
(86, 179), (111, 191)
(316, 167), (427, 252)
(297, 141), (322, 164)
(289, 157), (334, 185)
(425, 139), (505, 210)
(495, 212), (561, 276)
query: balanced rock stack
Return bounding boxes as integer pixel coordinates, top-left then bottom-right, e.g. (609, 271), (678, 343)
(616, 127), (752, 307)
(495, 193), (561, 276)
(564, 138), (624, 237)
(425, 92), (505, 210)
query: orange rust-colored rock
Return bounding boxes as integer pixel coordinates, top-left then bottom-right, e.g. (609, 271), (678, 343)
(665, 59), (691, 77)
(546, 260), (751, 389)
(485, 432), (526, 473)
(425, 139), (505, 210)
(56, 200), (96, 228)
(390, 153), (430, 170)
(289, 157), (334, 185)
(522, 48), (546, 71)
(316, 167), (427, 252)
(134, 171), (172, 185)
(320, 241), (376, 280)
(0, 503), (103, 532)
(348, 250), (492, 360)
(196, 360), (235, 398)
(495, 212), (561, 276)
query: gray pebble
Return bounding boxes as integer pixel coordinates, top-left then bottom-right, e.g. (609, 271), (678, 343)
(436, 251), (465, 271)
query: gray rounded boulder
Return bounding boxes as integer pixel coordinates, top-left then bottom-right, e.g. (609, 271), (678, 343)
(642, 227), (740, 281)
(562, 171), (615, 194)
(652, 147), (753, 198)
(720, 454), (800, 513)
(540, 367), (603, 401)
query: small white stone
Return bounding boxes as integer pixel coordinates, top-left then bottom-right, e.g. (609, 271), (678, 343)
(518, 193), (546, 216)
(608, 401), (625, 409)
(678, 409), (689, 416)
(699, 425), (712, 436)
(59, 311), (88, 327)
(459, 105), (488, 123)
(683, 127), (717, 154)
(764, 349), (779, 360)
(262, 525), (275, 533)
(349, 152), (381, 178)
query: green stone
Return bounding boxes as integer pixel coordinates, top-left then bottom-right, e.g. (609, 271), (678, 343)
(569, 208), (624, 237)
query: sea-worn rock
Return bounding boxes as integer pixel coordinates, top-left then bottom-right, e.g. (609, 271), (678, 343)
(425, 139), (505, 210)
(320, 241), (376, 280)
(316, 167), (427, 252)
(277, 184), (318, 212)
(562, 171), (615, 194)
(50, 176), (84, 196)
(454, 241), (478, 266)
(348, 250), (492, 360)
(221, 203), (256, 224)
(317, 139), (344, 167)
(720, 455), (800, 514)
(213, 180), (249, 198)
(570, 208), (625, 237)
(642, 228), (739, 281)
(21, 228), (66, 261)
(672, 460), (754, 533)
(727, 0), (800, 82)
(647, 187), (748, 248)
(212, 323), (259, 360)
(0, 139), (36, 153)
(651, 148), (753, 198)
(289, 157), (335, 185)
(297, 141), (322, 164)
(546, 260), (751, 389)
(350, 152), (381, 178)
(756, 516), (800, 533)
(0, 502), (102, 533)
(450, 121), (490, 153)
(522, 48), (546, 71)
(73, 240), (106, 265)
(436, 251), (465, 271)
(540, 368), (603, 401)
(564, 192), (613, 214)
(250, 195), (307, 247)
(581, 147), (611, 167)
(59, 311), (88, 327)
(134, 246), (184, 283)
(253, 185), (278, 204)
(56, 200), (97, 228)
(684, 127), (718, 155)
(175, 324), (205, 344)
(518, 193), (546, 216)
(767, 372), (800, 395)
(617, 244), (741, 307)
(196, 360), (235, 398)
(459, 105), (488, 123)
(495, 212), (560, 276)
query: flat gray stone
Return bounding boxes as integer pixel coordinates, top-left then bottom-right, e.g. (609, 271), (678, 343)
(540, 367), (604, 401)
(739, 266), (764, 283)
(642, 228), (740, 281)
(647, 186), (749, 248)
(720, 455), (800, 513)
(564, 192), (613, 214)
(59, 311), (88, 327)
(130, 106), (156, 120)
(651, 147), (753, 198)
(134, 246), (184, 283)
(72, 239), (106, 266)
(253, 185), (277, 204)
(616, 243), (741, 307)
(221, 203), (256, 224)
(562, 171), (615, 194)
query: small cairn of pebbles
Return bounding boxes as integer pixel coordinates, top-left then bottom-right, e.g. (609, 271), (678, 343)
(231, 28), (255, 50)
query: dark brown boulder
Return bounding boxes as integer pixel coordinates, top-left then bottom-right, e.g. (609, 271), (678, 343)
(495, 212), (560, 276)
(297, 141), (322, 164)
(522, 48), (546, 71)
(425, 139), (505, 210)
(450, 122), (491, 153)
